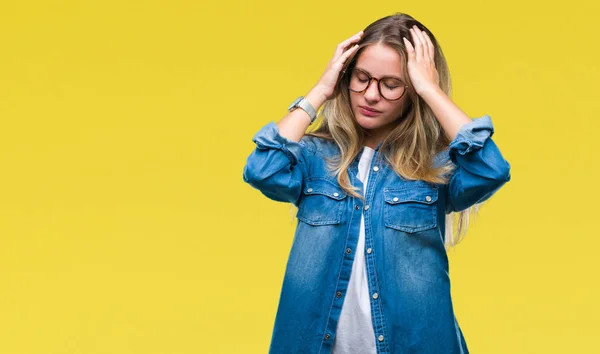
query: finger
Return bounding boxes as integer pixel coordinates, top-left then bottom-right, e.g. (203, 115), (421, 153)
(422, 31), (435, 61)
(402, 36), (415, 59)
(417, 29), (431, 62)
(333, 31), (363, 61)
(415, 28), (433, 61)
(336, 44), (360, 68)
(410, 27), (423, 61)
(413, 26), (431, 62)
(340, 31), (363, 49)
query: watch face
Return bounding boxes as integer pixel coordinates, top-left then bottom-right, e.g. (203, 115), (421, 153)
(288, 96), (303, 111)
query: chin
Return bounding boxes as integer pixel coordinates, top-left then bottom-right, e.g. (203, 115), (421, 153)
(355, 114), (384, 130)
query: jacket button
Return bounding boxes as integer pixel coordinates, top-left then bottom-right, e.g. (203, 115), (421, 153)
(333, 192), (339, 197)
(425, 195), (432, 202)
(372, 292), (379, 299)
(364, 205), (370, 211)
(355, 205), (360, 210)
(366, 247), (372, 254)
(393, 197), (399, 202)
(336, 291), (342, 298)
(372, 166), (379, 172)
(307, 188), (313, 193)
(378, 335), (384, 342)
(325, 333), (331, 340)
(346, 248), (352, 254)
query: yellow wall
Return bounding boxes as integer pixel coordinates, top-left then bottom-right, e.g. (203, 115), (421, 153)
(0, 0), (597, 353)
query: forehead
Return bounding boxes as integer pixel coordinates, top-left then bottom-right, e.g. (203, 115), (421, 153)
(355, 43), (404, 78)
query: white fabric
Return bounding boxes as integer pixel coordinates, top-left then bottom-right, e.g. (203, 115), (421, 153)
(332, 146), (377, 354)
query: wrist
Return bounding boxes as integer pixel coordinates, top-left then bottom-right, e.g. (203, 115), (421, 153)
(416, 85), (444, 100)
(306, 86), (328, 110)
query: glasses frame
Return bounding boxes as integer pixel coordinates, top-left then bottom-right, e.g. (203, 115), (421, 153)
(345, 67), (409, 101)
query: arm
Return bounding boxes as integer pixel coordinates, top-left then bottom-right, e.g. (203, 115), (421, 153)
(403, 27), (511, 212)
(242, 119), (312, 207)
(243, 30), (363, 206)
(443, 115), (511, 213)
(276, 88), (327, 142)
(403, 26), (472, 142)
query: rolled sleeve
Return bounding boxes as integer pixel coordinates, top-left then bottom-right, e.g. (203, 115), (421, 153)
(243, 121), (312, 206)
(443, 115), (511, 213)
(252, 122), (305, 165)
(448, 115), (494, 162)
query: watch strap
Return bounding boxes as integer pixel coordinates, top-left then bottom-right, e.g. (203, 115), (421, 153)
(289, 96), (317, 124)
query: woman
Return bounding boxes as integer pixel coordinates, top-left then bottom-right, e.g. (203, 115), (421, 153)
(242, 12), (511, 354)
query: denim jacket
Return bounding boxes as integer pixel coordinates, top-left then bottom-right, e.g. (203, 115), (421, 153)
(242, 115), (511, 354)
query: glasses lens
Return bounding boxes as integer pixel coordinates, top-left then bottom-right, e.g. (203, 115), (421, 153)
(349, 69), (405, 100)
(349, 69), (370, 92)
(380, 78), (405, 100)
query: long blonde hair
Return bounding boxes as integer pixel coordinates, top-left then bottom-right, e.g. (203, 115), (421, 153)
(292, 13), (483, 249)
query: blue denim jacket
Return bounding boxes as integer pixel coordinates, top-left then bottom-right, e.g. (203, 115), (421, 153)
(242, 115), (511, 354)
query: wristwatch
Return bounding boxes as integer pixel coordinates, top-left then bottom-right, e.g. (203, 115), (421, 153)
(288, 96), (317, 125)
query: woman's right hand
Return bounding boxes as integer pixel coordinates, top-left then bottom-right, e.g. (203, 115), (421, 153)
(312, 31), (364, 100)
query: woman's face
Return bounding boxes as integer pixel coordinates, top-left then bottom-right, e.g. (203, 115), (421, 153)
(349, 43), (411, 147)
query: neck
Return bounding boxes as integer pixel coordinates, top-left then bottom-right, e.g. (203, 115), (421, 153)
(364, 141), (379, 149)
(363, 133), (385, 149)
(362, 124), (393, 150)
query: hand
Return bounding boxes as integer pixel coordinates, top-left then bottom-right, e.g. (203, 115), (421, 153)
(402, 25), (440, 96)
(313, 31), (363, 100)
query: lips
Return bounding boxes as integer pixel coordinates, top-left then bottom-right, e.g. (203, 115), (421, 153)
(359, 105), (381, 113)
(358, 105), (382, 117)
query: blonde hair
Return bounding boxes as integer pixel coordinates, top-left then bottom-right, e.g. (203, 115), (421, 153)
(292, 13), (483, 249)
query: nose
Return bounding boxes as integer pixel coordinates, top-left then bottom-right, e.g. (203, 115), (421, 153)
(364, 80), (381, 103)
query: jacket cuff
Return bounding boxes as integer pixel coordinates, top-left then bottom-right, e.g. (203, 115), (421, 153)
(448, 115), (494, 163)
(251, 121), (305, 165)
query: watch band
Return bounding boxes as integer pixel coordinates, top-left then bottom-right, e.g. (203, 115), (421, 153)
(288, 96), (317, 124)
(297, 97), (317, 124)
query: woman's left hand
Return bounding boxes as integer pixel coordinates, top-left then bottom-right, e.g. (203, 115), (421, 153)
(402, 25), (440, 96)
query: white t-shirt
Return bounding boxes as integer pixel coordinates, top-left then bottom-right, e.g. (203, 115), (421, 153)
(331, 146), (377, 354)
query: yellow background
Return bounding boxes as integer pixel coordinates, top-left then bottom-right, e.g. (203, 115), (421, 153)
(0, 0), (597, 353)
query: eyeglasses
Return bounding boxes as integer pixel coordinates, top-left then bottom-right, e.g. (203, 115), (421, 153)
(346, 68), (408, 101)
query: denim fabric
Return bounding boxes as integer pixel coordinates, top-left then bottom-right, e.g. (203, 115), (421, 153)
(243, 115), (511, 354)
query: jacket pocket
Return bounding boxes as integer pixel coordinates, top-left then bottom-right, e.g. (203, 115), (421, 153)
(297, 177), (347, 226)
(383, 186), (438, 233)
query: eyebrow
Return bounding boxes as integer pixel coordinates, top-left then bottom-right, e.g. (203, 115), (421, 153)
(355, 67), (404, 82)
